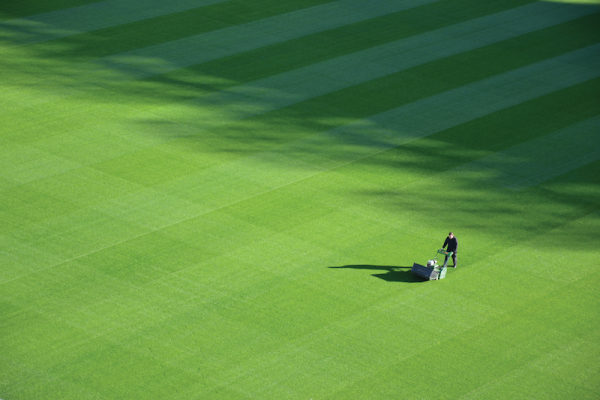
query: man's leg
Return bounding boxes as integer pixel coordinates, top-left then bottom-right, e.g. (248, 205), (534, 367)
(452, 253), (457, 268)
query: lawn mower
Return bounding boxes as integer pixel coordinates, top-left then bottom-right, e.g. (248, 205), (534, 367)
(411, 249), (454, 281)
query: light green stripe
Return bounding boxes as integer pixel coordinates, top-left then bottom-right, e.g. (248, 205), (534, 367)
(0, 0), (232, 45)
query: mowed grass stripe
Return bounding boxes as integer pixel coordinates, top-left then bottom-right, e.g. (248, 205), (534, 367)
(331, 78), (600, 219)
(243, 43), (600, 172)
(152, 0), (534, 86)
(0, 0), (438, 89)
(454, 116), (600, 190)
(0, 0), (340, 120)
(2, 2), (594, 146)
(148, 30), (600, 185)
(3, 3), (596, 148)
(0, 0), (233, 45)
(1, 13), (598, 284)
(3, 16), (596, 234)
(0, 0), (533, 108)
(0, 0), (342, 96)
(0, 0), (99, 21)
(4, 46), (596, 285)
(117, 3), (599, 136)
(0, 0), (437, 118)
(93, 0), (437, 79)
(98, 1), (595, 84)
(4, 0), (336, 60)
(0, 0), (576, 162)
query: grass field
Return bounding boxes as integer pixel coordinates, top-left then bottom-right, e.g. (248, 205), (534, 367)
(1, 0), (600, 398)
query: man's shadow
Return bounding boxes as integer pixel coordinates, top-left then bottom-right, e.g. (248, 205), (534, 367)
(329, 265), (423, 283)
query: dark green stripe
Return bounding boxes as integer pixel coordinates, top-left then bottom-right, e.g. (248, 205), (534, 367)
(0, 0), (99, 21)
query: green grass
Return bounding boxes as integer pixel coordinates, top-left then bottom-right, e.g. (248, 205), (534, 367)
(1, 0), (600, 399)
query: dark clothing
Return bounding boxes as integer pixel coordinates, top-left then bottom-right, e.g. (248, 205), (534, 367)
(444, 252), (457, 267)
(442, 236), (458, 267)
(442, 237), (458, 253)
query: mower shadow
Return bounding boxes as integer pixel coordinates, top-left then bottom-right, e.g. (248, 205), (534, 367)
(329, 265), (424, 283)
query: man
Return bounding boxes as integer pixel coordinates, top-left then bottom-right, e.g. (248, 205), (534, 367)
(442, 232), (458, 268)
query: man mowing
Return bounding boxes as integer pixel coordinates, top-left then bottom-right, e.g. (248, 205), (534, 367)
(442, 232), (458, 268)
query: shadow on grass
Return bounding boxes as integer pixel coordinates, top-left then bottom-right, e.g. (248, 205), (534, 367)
(329, 265), (425, 283)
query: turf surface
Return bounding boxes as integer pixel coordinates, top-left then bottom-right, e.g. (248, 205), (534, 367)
(1, 0), (599, 399)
